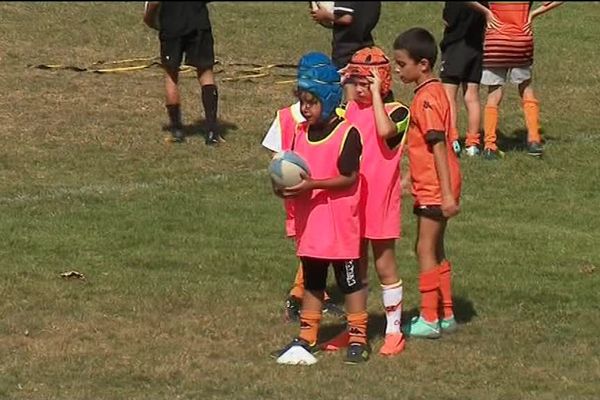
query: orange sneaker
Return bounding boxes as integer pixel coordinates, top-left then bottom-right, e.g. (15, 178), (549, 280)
(378, 333), (406, 356)
(320, 331), (350, 352)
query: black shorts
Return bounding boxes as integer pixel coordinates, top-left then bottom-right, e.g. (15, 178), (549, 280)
(413, 205), (445, 221)
(160, 29), (215, 70)
(440, 40), (483, 85)
(301, 257), (361, 294)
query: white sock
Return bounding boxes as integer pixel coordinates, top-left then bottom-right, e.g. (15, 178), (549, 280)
(382, 281), (403, 335)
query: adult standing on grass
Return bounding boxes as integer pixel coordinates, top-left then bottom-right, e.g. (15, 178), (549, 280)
(310, 2), (382, 100)
(467, 1), (564, 159)
(144, 1), (223, 145)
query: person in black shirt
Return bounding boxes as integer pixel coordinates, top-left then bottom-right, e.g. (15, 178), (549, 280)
(144, 1), (222, 145)
(439, 1), (488, 156)
(310, 2), (381, 100)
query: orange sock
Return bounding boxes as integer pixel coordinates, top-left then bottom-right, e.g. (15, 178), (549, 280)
(523, 98), (541, 143)
(289, 262), (304, 300)
(438, 260), (454, 319)
(347, 311), (368, 345)
(465, 131), (481, 147)
(419, 269), (440, 323)
(449, 126), (459, 143)
(484, 105), (498, 150)
(299, 310), (322, 345)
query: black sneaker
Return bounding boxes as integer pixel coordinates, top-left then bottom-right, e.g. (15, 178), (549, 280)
(205, 131), (225, 145)
(166, 127), (185, 143)
(527, 141), (544, 157)
(284, 296), (301, 323)
(344, 342), (371, 365)
(322, 300), (345, 320)
(482, 148), (504, 160)
(270, 337), (319, 360)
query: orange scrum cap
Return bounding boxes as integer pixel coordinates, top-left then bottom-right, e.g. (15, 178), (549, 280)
(340, 46), (392, 96)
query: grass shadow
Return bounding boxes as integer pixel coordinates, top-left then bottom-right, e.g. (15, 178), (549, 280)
(318, 294), (478, 344)
(161, 118), (239, 141)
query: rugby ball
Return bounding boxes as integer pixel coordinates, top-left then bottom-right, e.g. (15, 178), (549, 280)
(309, 1), (335, 29)
(268, 151), (311, 188)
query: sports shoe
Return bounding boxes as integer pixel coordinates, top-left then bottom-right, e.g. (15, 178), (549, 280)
(271, 337), (319, 365)
(205, 131), (224, 145)
(482, 147), (505, 160)
(452, 140), (462, 156)
(440, 317), (458, 333)
(166, 127), (185, 143)
(527, 141), (543, 157)
(464, 145), (480, 157)
(322, 300), (345, 319)
(283, 296), (301, 323)
(402, 316), (441, 339)
(344, 342), (371, 364)
(378, 333), (406, 356)
(320, 330), (349, 351)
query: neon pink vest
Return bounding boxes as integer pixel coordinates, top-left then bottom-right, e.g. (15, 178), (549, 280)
(277, 105), (303, 237)
(293, 120), (362, 260)
(345, 101), (406, 239)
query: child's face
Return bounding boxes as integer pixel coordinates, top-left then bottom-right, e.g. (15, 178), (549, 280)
(393, 49), (421, 84)
(298, 91), (322, 125)
(353, 77), (373, 104)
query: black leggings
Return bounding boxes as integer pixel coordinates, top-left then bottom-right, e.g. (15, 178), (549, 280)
(301, 257), (363, 294)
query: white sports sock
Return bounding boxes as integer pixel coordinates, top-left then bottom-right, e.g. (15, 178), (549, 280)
(382, 281), (403, 335)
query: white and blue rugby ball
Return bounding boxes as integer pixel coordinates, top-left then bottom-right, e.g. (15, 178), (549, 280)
(268, 151), (311, 188)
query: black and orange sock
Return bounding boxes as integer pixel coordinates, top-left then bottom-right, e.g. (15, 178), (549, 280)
(419, 268), (440, 323)
(299, 310), (322, 345)
(347, 311), (368, 345)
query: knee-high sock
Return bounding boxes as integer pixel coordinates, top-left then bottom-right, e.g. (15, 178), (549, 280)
(299, 310), (322, 345)
(419, 269), (440, 323)
(381, 280), (403, 335)
(201, 84), (218, 132)
(523, 98), (541, 143)
(484, 105), (498, 150)
(347, 311), (368, 345)
(438, 260), (454, 319)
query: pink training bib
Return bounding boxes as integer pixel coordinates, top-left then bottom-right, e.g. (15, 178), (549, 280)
(293, 120), (362, 260)
(345, 101), (407, 239)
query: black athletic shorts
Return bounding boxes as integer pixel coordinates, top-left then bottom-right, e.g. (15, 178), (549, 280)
(413, 205), (445, 221)
(301, 257), (361, 293)
(440, 40), (483, 85)
(160, 28), (215, 70)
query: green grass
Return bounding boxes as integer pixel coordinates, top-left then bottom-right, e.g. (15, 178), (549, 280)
(0, 2), (599, 399)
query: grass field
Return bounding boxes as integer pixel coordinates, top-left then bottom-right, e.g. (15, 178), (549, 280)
(0, 2), (599, 399)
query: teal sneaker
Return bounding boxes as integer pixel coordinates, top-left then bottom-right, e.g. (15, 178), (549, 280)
(402, 316), (441, 339)
(440, 317), (458, 333)
(452, 140), (462, 157)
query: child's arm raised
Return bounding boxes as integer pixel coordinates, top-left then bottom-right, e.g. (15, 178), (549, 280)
(369, 69), (398, 139)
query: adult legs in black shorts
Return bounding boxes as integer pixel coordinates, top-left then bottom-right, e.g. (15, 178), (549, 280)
(160, 29), (222, 145)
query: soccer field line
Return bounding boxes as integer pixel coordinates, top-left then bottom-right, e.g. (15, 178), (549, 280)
(0, 170), (266, 206)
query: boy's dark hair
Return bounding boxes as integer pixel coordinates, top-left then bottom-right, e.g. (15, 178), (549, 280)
(393, 27), (438, 68)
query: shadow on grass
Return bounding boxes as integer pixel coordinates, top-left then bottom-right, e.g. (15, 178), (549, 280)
(318, 294), (478, 344)
(456, 128), (557, 153)
(162, 118), (239, 141)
